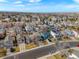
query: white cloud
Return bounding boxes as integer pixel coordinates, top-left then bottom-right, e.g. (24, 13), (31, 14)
(0, 0), (8, 2)
(14, 1), (22, 4)
(73, 0), (79, 3)
(15, 4), (25, 7)
(13, 1), (24, 7)
(29, 0), (42, 3)
(65, 5), (79, 8)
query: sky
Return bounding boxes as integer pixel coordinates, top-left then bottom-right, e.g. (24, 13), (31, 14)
(0, 0), (79, 12)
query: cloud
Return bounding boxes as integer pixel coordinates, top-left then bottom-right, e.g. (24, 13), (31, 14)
(0, 0), (8, 2)
(14, 1), (22, 4)
(28, 0), (42, 3)
(65, 4), (79, 8)
(15, 4), (25, 7)
(73, 0), (79, 3)
(12, 1), (24, 7)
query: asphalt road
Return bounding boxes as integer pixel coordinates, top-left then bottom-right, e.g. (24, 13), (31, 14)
(4, 41), (79, 59)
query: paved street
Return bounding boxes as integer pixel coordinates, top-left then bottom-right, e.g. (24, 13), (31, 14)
(3, 41), (79, 59)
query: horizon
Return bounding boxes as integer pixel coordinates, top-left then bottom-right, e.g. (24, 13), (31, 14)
(0, 11), (79, 13)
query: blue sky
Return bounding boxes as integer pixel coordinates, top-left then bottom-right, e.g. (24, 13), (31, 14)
(0, 0), (79, 12)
